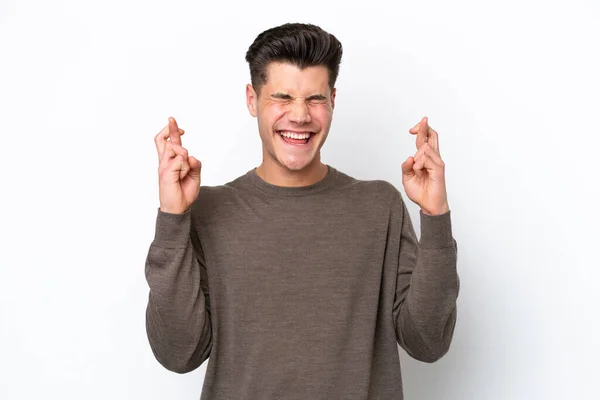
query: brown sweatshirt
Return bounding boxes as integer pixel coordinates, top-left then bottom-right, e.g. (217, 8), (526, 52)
(145, 165), (459, 399)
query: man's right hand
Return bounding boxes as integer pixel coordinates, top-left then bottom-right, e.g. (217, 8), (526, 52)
(155, 117), (202, 214)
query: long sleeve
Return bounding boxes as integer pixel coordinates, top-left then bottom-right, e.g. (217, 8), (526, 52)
(144, 207), (212, 373)
(392, 191), (459, 363)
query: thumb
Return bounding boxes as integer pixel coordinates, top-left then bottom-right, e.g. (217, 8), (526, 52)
(188, 156), (202, 180)
(401, 156), (415, 176)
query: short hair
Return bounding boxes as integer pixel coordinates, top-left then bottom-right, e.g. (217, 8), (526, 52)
(245, 23), (343, 95)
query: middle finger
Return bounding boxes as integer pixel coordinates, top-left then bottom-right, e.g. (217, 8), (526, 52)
(155, 123), (185, 159)
(417, 117), (429, 150)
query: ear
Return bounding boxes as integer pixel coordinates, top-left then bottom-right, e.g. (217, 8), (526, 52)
(246, 84), (258, 117)
(331, 88), (337, 110)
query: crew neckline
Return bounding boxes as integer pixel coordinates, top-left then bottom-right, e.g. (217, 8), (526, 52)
(245, 165), (339, 197)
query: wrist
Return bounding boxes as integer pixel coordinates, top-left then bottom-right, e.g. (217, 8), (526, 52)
(422, 202), (450, 216)
(159, 206), (189, 215)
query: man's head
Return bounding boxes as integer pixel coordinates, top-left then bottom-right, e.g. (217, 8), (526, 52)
(245, 23), (343, 175)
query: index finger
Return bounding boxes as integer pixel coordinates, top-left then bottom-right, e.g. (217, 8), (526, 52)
(409, 116), (429, 150)
(418, 117), (429, 148)
(168, 117), (182, 146)
(154, 119), (184, 159)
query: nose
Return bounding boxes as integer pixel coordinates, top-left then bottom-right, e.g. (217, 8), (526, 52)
(287, 99), (312, 125)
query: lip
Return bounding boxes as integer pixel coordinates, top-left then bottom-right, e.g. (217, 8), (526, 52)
(276, 130), (316, 146)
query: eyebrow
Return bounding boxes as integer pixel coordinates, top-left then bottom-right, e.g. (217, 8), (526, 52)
(271, 92), (328, 101)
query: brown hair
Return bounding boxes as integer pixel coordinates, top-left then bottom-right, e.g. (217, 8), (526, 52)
(245, 23), (343, 95)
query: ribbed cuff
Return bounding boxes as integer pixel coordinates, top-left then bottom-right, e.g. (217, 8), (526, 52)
(418, 209), (454, 248)
(152, 207), (192, 248)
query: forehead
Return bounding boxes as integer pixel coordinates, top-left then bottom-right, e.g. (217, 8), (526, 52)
(262, 62), (330, 95)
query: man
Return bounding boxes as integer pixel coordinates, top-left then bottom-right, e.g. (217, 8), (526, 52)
(145, 23), (458, 399)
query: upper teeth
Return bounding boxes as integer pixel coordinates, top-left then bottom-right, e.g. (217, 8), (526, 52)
(280, 131), (311, 139)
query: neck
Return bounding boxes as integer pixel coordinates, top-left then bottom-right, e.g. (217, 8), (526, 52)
(256, 158), (328, 187)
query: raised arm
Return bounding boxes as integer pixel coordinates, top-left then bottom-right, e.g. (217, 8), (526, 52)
(144, 117), (211, 373)
(394, 116), (459, 362)
(392, 193), (458, 362)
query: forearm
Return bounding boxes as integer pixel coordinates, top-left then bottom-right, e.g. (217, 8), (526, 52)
(396, 210), (459, 362)
(145, 209), (212, 373)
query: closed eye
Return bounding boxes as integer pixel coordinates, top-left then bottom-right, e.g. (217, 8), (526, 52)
(270, 93), (329, 104)
(306, 95), (328, 104)
(271, 93), (294, 101)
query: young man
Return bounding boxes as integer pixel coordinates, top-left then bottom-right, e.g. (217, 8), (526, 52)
(145, 23), (458, 399)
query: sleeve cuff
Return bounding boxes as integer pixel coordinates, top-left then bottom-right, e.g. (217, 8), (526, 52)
(418, 209), (454, 248)
(152, 207), (192, 248)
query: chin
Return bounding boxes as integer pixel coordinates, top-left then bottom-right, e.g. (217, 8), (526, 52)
(278, 156), (315, 172)
(274, 138), (324, 172)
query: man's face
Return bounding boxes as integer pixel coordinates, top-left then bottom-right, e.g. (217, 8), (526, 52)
(246, 62), (336, 172)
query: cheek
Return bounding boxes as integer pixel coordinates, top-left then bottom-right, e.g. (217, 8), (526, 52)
(259, 104), (286, 127)
(310, 106), (333, 126)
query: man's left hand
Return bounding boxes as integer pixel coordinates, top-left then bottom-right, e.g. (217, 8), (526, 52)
(401, 117), (450, 216)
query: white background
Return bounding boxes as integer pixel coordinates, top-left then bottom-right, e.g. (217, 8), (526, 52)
(1, 0), (599, 399)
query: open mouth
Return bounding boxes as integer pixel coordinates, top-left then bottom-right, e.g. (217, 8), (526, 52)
(277, 130), (315, 145)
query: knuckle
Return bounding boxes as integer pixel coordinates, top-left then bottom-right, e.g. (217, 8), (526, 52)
(175, 143), (187, 153)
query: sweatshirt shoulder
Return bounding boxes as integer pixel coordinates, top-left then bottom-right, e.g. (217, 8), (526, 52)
(189, 173), (250, 220)
(336, 170), (401, 203)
